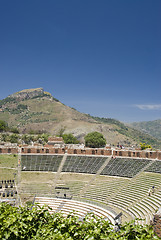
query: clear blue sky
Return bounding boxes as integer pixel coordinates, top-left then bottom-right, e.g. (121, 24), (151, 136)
(0, 0), (161, 122)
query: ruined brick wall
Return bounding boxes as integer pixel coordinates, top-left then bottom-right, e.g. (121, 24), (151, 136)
(0, 145), (161, 160)
(0, 147), (18, 154)
(157, 152), (161, 160)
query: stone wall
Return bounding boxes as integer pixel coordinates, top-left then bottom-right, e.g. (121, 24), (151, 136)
(0, 145), (161, 159)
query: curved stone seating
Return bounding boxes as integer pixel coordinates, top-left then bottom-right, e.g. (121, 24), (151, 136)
(20, 154), (161, 226)
(145, 161), (161, 174)
(35, 197), (116, 225)
(101, 158), (151, 178)
(21, 155), (63, 172)
(62, 156), (107, 174)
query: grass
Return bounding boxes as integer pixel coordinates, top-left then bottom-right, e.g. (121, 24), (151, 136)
(0, 168), (17, 181)
(0, 154), (18, 168)
(21, 171), (56, 182)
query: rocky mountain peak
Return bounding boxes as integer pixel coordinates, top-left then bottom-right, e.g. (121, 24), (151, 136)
(9, 88), (45, 101)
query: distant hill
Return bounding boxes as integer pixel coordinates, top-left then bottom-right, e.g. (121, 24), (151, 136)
(0, 87), (161, 148)
(130, 119), (161, 140)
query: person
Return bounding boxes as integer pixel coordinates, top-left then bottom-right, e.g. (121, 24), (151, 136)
(148, 188), (151, 196)
(152, 186), (155, 194)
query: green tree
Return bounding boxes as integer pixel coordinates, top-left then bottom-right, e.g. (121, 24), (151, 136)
(0, 120), (8, 132)
(140, 143), (152, 150)
(1, 133), (9, 142)
(22, 134), (34, 144)
(85, 131), (106, 148)
(41, 133), (50, 143)
(62, 133), (79, 144)
(9, 134), (19, 143)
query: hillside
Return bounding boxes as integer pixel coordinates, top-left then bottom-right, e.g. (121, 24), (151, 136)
(0, 88), (161, 148)
(130, 119), (161, 140)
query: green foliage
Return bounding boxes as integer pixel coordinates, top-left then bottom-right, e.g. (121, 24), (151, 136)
(22, 134), (34, 144)
(131, 119), (161, 141)
(5, 104), (28, 114)
(21, 133), (49, 145)
(39, 133), (50, 144)
(28, 129), (37, 135)
(140, 143), (152, 150)
(10, 127), (19, 134)
(1, 133), (9, 142)
(62, 133), (79, 144)
(28, 129), (48, 135)
(9, 134), (19, 143)
(0, 120), (8, 132)
(0, 97), (16, 107)
(17, 104), (28, 110)
(89, 115), (161, 149)
(0, 203), (159, 239)
(85, 131), (107, 148)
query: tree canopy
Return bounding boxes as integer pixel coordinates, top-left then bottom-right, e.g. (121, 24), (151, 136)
(62, 133), (79, 144)
(85, 131), (107, 148)
(0, 120), (8, 132)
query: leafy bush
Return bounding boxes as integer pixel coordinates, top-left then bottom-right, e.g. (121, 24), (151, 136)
(0, 203), (159, 239)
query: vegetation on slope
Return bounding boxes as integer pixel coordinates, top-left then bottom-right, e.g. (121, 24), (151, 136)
(90, 116), (161, 149)
(0, 88), (161, 148)
(130, 119), (161, 140)
(0, 132), (50, 145)
(0, 203), (159, 239)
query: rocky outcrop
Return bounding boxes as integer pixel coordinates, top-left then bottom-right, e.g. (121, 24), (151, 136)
(9, 88), (44, 101)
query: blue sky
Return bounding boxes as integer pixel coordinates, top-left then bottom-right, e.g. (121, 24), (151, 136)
(0, 0), (160, 122)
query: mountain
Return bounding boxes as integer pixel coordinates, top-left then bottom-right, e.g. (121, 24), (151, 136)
(0, 88), (161, 148)
(130, 119), (161, 140)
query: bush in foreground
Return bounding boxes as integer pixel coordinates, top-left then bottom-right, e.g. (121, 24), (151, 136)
(0, 203), (159, 239)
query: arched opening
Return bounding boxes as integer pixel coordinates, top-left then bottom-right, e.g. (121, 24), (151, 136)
(27, 149), (31, 153)
(55, 149), (58, 154)
(8, 148), (11, 153)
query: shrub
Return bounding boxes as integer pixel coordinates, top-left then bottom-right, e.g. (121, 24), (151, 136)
(0, 203), (159, 239)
